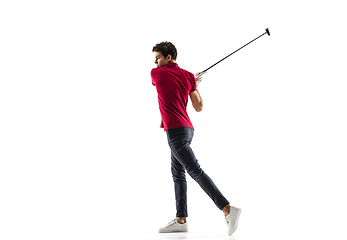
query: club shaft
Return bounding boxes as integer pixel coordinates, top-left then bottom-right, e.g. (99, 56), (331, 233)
(201, 31), (268, 73)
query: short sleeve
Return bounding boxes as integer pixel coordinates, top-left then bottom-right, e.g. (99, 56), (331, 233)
(190, 73), (197, 92)
(151, 68), (156, 86)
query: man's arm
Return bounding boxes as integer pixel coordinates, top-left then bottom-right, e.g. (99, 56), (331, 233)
(189, 89), (203, 112)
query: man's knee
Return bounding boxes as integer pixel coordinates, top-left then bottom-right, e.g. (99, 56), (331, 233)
(186, 163), (204, 181)
(172, 175), (186, 183)
(172, 168), (186, 183)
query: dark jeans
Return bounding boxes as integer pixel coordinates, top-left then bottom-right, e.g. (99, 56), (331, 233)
(166, 127), (229, 217)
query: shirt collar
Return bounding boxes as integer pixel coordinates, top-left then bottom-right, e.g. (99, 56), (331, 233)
(167, 62), (178, 68)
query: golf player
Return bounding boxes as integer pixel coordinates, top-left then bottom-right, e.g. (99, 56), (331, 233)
(151, 41), (241, 235)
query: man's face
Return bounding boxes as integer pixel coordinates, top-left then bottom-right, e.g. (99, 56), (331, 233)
(154, 52), (170, 68)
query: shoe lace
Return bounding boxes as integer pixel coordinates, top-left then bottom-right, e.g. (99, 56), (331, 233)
(166, 219), (177, 228)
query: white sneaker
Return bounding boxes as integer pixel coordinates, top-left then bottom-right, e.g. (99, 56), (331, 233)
(158, 219), (188, 233)
(225, 206), (241, 235)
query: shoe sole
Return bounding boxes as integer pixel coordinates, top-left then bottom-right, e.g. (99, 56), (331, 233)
(159, 229), (188, 233)
(229, 208), (241, 235)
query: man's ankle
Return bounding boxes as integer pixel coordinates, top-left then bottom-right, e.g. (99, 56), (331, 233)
(176, 217), (187, 224)
(222, 205), (231, 216)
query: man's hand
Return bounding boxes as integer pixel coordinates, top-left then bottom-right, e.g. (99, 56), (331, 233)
(194, 72), (206, 87)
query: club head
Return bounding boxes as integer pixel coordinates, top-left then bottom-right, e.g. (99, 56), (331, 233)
(266, 28), (270, 36)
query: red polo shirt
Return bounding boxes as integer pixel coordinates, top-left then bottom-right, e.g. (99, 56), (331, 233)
(151, 62), (196, 131)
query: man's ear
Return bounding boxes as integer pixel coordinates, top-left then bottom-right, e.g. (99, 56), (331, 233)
(166, 54), (172, 62)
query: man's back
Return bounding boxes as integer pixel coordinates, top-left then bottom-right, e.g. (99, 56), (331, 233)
(151, 62), (196, 131)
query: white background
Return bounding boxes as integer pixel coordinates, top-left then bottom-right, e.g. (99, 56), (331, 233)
(1, 1), (346, 240)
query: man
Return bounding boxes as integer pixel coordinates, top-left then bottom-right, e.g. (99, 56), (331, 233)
(151, 41), (241, 235)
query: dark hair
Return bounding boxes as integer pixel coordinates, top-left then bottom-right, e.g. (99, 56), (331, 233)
(152, 41), (177, 60)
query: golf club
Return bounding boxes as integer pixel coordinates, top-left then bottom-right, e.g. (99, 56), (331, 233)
(197, 28), (270, 75)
